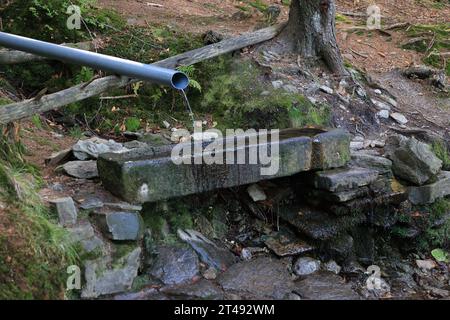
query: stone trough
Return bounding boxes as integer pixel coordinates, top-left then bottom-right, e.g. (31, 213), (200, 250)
(97, 129), (350, 203)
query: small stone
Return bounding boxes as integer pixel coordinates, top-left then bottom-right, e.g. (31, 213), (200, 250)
(377, 109), (390, 119)
(319, 85), (334, 94)
(324, 260), (342, 274)
(293, 257), (321, 276)
(371, 99), (392, 111)
(203, 267), (218, 280)
(416, 259), (437, 271)
(247, 184), (267, 202)
(374, 89), (382, 95)
(62, 160), (98, 179)
(49, 197), (77, 226)
(390, 112), (408, 125)
(162, 120), (170, 129)
(240, 248), (252, 261)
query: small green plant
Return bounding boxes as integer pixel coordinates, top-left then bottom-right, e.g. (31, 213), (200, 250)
(68, 126), (84, 139)
(125, 117), (141, 132)
(177, 65), (202, 92)
(432, 141), (450, 170)
(31, 115), (43, 129)
(431, 248), (449, 263)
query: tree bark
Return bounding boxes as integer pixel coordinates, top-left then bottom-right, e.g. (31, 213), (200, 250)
(281, 0), (348, 76)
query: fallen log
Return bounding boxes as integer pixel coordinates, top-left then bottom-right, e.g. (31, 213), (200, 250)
(0, 41), (94, 65)
(0, 24), (285, 124)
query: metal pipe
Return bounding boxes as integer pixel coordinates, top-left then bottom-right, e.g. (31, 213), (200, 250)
(0, 32), (189, 90)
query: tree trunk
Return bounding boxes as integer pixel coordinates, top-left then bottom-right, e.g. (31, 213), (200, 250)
(281, 0), (348, 76)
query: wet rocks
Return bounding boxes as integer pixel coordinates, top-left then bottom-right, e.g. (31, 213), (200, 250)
(148, 245), (199, 285)
(178, 229), (237, 271)
(61, 160), (98, 179)
(217, 257), (295, 300)
(95, 211), (144, 241)
(49, 197), (77, 226)
(294, 271), (360, 300)
(408, 171), (450, 205)
(264, 229), (314, 257)
(324, 260), (342, 274)
(385, 135), (442, 185)
(81, 247), (141, 298)
(293, 257), (321, 276)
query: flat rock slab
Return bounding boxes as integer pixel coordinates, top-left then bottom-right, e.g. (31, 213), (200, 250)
(98, 129), (350, 203)
(178, 229), (237, 271)
(312, 167), (379, 192)
(149, 245), (199, 285)
(408, 171), (450, 205)
(279, 205), (365, 240)
(95, 211), (144, 241)
(217, 257), (295, 299)
(62, 160), (98, 179)
(294, 271), (360, 300)
(351, 151), (393, 176)
(264, 229), (314, 257)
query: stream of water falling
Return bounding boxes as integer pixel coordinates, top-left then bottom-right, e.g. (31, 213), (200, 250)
(180, 89), (196, 127)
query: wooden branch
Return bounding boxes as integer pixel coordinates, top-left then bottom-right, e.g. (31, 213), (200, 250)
(0, 24), (285, 124)
(152, 23), (286, 69)
(0, 41), (94, 65)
